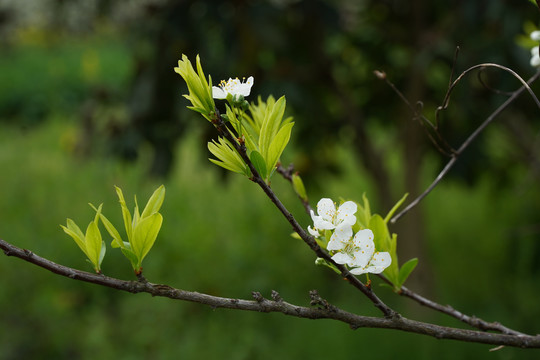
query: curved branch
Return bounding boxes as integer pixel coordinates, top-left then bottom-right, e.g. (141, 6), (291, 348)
(1, 238), (539, 348)
(391, 69), (540, 223)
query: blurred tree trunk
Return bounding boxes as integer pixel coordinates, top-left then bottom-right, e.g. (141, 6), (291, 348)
(391, 0), (434, 300)
(127, 1), (188, 178)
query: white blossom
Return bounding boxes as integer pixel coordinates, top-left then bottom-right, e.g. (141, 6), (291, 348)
(310, 198), (357, 245)
(212, 76), (254, 99)
(331, 229), (392, 275)
(307, 226), (321, 237)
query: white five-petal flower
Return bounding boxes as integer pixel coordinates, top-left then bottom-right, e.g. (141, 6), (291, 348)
(310, 198), (357, 244)
(212, 76), (254, 99)
(331, 229), (391, 275)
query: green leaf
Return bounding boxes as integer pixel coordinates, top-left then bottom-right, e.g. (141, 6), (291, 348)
(258, 96), (286, 158)
(265, 122), (294, 175)
(132, 213), (163, 266)
(368, 214), (389, 251)
(369, 214), (398, 284)
(90, 202), (125, 249)
(99, 212), (124, 248)
(208, 137), (249, 175)
(61, 219), (88, 257)
(115, 186), (133, 242)
(398, 258), (418, 287)
(99, 241), (107, 267)
(85, 219), (103, 272)
(355, 194), (372, 228)
(120, 247), (139, 270)
(133, 196), (141, 228)
(141, 185), (165, 219)
(384, 193), (408, 224)
(174, 54), (215, 121)
(292, 173), (308, 201)
(249, 150), (268, 180)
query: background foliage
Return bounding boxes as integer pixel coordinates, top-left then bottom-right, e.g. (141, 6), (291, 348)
(1, 0), (540, 358)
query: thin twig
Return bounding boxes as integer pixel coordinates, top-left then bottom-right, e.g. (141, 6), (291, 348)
(391, 69), (540, 223)
(276, 163), (313, 214)
(1, 239), (538, 348)
(398, 285), (526, 336)
(376, 273), (525, 336)
(374, 70), (454, 156)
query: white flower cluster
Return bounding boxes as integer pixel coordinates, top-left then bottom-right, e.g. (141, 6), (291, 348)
(530, 31), (540, 68)
(309, 198), (391, 275)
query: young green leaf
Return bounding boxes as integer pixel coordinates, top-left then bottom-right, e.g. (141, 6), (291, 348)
(292, 173), (308, 201)
(249, 150), (268, 180)
(174, 54), (215, 121)
(132, 213), (163, 267)
(61, 219), (87, 257)
(258, 96), (286, 158)
(208, 137), (249, 175)
(115, 186), (133, 242)
(368, 214), (389, 251)
(120, 247), (139, 270)
(398, 258), (418, 287)
(265, 121), (294, 175)
(85, 219), (103, 272)
(141, 185), (165, 219)
(90, 203), (124, 248)
(384, 193), (408, 224)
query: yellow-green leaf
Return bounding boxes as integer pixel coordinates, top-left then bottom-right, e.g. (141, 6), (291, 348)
(398, 258), (418, 287)
(132, 212), (163, 266)
(141, 185), (165, 219)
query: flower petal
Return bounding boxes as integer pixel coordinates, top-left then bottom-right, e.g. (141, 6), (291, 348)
(364, 252), (392, 274)
(531, 47), (540, 67)
(212, 86), (227, 99)
(349, 266), (368, 275)
(328, 224), (352, 245)
(350, 229), (375, 268)
(331, 252), (353, 265)
(336, 201), (357, 226)
(327, 237), (346, 251)
(316, 198), (336, 223)
(310, 208), (334, 230)
(236, 76), (254, 96)
(531, 31), (540, 42)
(308, 226), (320, 237)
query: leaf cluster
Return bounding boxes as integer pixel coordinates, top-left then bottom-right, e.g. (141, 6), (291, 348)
(62, 185), (165, 274)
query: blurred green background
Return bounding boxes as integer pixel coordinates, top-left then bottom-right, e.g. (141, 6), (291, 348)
(1, 0), (540, 358)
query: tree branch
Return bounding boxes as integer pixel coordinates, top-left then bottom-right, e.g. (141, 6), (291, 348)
(278, 163), (529, 337)
(390, 68), (540, 223)
(1, 238), (539, 348)
(275, 163), (313, 214)
(211, 113), (396, 318)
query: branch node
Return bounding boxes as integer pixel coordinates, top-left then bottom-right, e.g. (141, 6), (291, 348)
(309, 289), (331, 310)
(252, 291), (264, 303)
(271, 290), (282, 302)
(136, 272), (148, 283)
